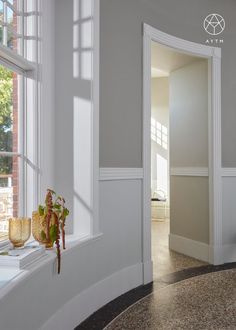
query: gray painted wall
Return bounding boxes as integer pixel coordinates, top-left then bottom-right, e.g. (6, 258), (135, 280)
(100, 0), (236, 167)
(170, 176), (209, 244)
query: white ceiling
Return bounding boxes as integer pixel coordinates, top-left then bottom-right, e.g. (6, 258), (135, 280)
(151, 41), (201, 78)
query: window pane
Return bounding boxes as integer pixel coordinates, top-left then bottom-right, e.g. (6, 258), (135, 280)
(0, 23), (2, 45)
(0, 65), (19, 153)
(0, 155), (19, 240)
(0, 1), (24, 55)
(7, 6), (13, 25)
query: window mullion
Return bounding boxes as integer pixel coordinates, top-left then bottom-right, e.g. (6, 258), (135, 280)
(3, 1), (7, 46)
(18, 73), (26, 217)
(22, 0), (25, 58)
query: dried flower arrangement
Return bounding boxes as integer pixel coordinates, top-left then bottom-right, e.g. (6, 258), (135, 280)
(38, 189), (69, 273)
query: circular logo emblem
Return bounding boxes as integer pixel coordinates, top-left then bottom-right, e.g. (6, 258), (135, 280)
(203, 13), (225, 35)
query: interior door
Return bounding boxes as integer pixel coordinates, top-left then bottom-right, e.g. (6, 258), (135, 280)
(169, 59), (209, 258)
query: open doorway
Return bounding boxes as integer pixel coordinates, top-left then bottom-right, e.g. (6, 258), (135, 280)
(142, 25), (222, 285)
(151, 41), (210, 279)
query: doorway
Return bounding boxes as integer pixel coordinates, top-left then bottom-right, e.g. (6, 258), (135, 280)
(142, 24), (222, 284)
(151, 42), (209, 279)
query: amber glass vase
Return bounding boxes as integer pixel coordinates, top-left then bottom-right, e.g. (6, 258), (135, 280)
(32, 211), (55, 249)
(9, 218), (31, 248)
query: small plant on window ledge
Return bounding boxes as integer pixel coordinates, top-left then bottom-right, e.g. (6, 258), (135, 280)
(32, 189), (69, 274)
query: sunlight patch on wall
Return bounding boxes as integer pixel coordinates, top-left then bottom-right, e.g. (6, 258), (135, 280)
(151, 117), (168, 150)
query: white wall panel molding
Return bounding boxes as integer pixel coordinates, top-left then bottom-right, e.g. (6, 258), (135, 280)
(221, 168), (236, 177)
(40, 262), (143, 330)
(170, 167), (209, 177)
(169, 234), (209, 263)
(99, 168), (144, 181)
(223, 244), (236, 263)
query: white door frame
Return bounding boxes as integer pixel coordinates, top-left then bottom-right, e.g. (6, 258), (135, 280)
(142, 23), (222, 284)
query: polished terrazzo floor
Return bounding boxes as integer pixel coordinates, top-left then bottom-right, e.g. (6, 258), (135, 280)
(152, 219), (207, 279)
(105, 269), (236, 329)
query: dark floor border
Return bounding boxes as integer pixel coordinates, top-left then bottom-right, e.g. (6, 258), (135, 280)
(75, 262), (236, 330)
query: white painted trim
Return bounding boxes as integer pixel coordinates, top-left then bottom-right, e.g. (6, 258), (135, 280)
(143, 24), (223, 282)
(221, 168), (236, 177)
(169, 234), (209, 263)
(209, 46), (223, 265)
(40, 262), (143, 330)
(91, 0), (100, 236)
(143, 24), (221, 59)
(142, 260), (153, 284)
(100, 168), (143, 181)
(170, 167), (209, 177)
(0, 44), (35, 74)
(142, 25), (152, 285)
(223, 244), (236, 263)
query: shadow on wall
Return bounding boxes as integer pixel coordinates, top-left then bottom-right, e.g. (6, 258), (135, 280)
(73, 0), (93, 237)
(56, 0), (94, 237)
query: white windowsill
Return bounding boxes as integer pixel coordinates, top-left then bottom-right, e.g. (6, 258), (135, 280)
(0, 238), (10, 249)
(0, 232), (103, 301)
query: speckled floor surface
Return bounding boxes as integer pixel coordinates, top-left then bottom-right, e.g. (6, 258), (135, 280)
(105, 269), (236, 330)
(152, 220), (207, 279)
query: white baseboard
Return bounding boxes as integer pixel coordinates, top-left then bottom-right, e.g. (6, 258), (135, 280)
(143, 260), (153, 284)
(223, 244), (236, 263)
(40, 262), (143, 330)
(169, 234), (209, 263)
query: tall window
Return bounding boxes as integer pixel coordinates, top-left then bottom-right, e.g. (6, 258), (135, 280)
(0, 0), (39, 242)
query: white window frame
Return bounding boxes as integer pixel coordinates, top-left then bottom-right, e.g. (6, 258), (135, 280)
(0, 0), (39, 247)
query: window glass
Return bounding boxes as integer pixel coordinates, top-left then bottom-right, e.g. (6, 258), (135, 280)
(0, 65), (21, 241)
(0, 155), (19, 240)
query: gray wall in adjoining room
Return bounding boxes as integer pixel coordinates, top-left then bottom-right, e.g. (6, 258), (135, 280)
(100, 0), (236, 168)
(170, 176), (209, 244)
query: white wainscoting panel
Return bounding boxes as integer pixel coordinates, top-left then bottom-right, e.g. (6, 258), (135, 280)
(222, 176), (236, 263)
(169, 234), (209, 262)
(170, 167), (209, 177)
(40, 262), (143, 330)
(223, 244), (236, 263)
(100, 168), (143, 181)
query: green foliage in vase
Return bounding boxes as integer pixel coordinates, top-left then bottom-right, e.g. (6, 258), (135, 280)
(38, 189), (69, 274)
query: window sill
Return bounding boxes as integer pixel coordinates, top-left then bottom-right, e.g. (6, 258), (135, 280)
(0, 239), (10, 249)
(0, 232), (103, 301)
